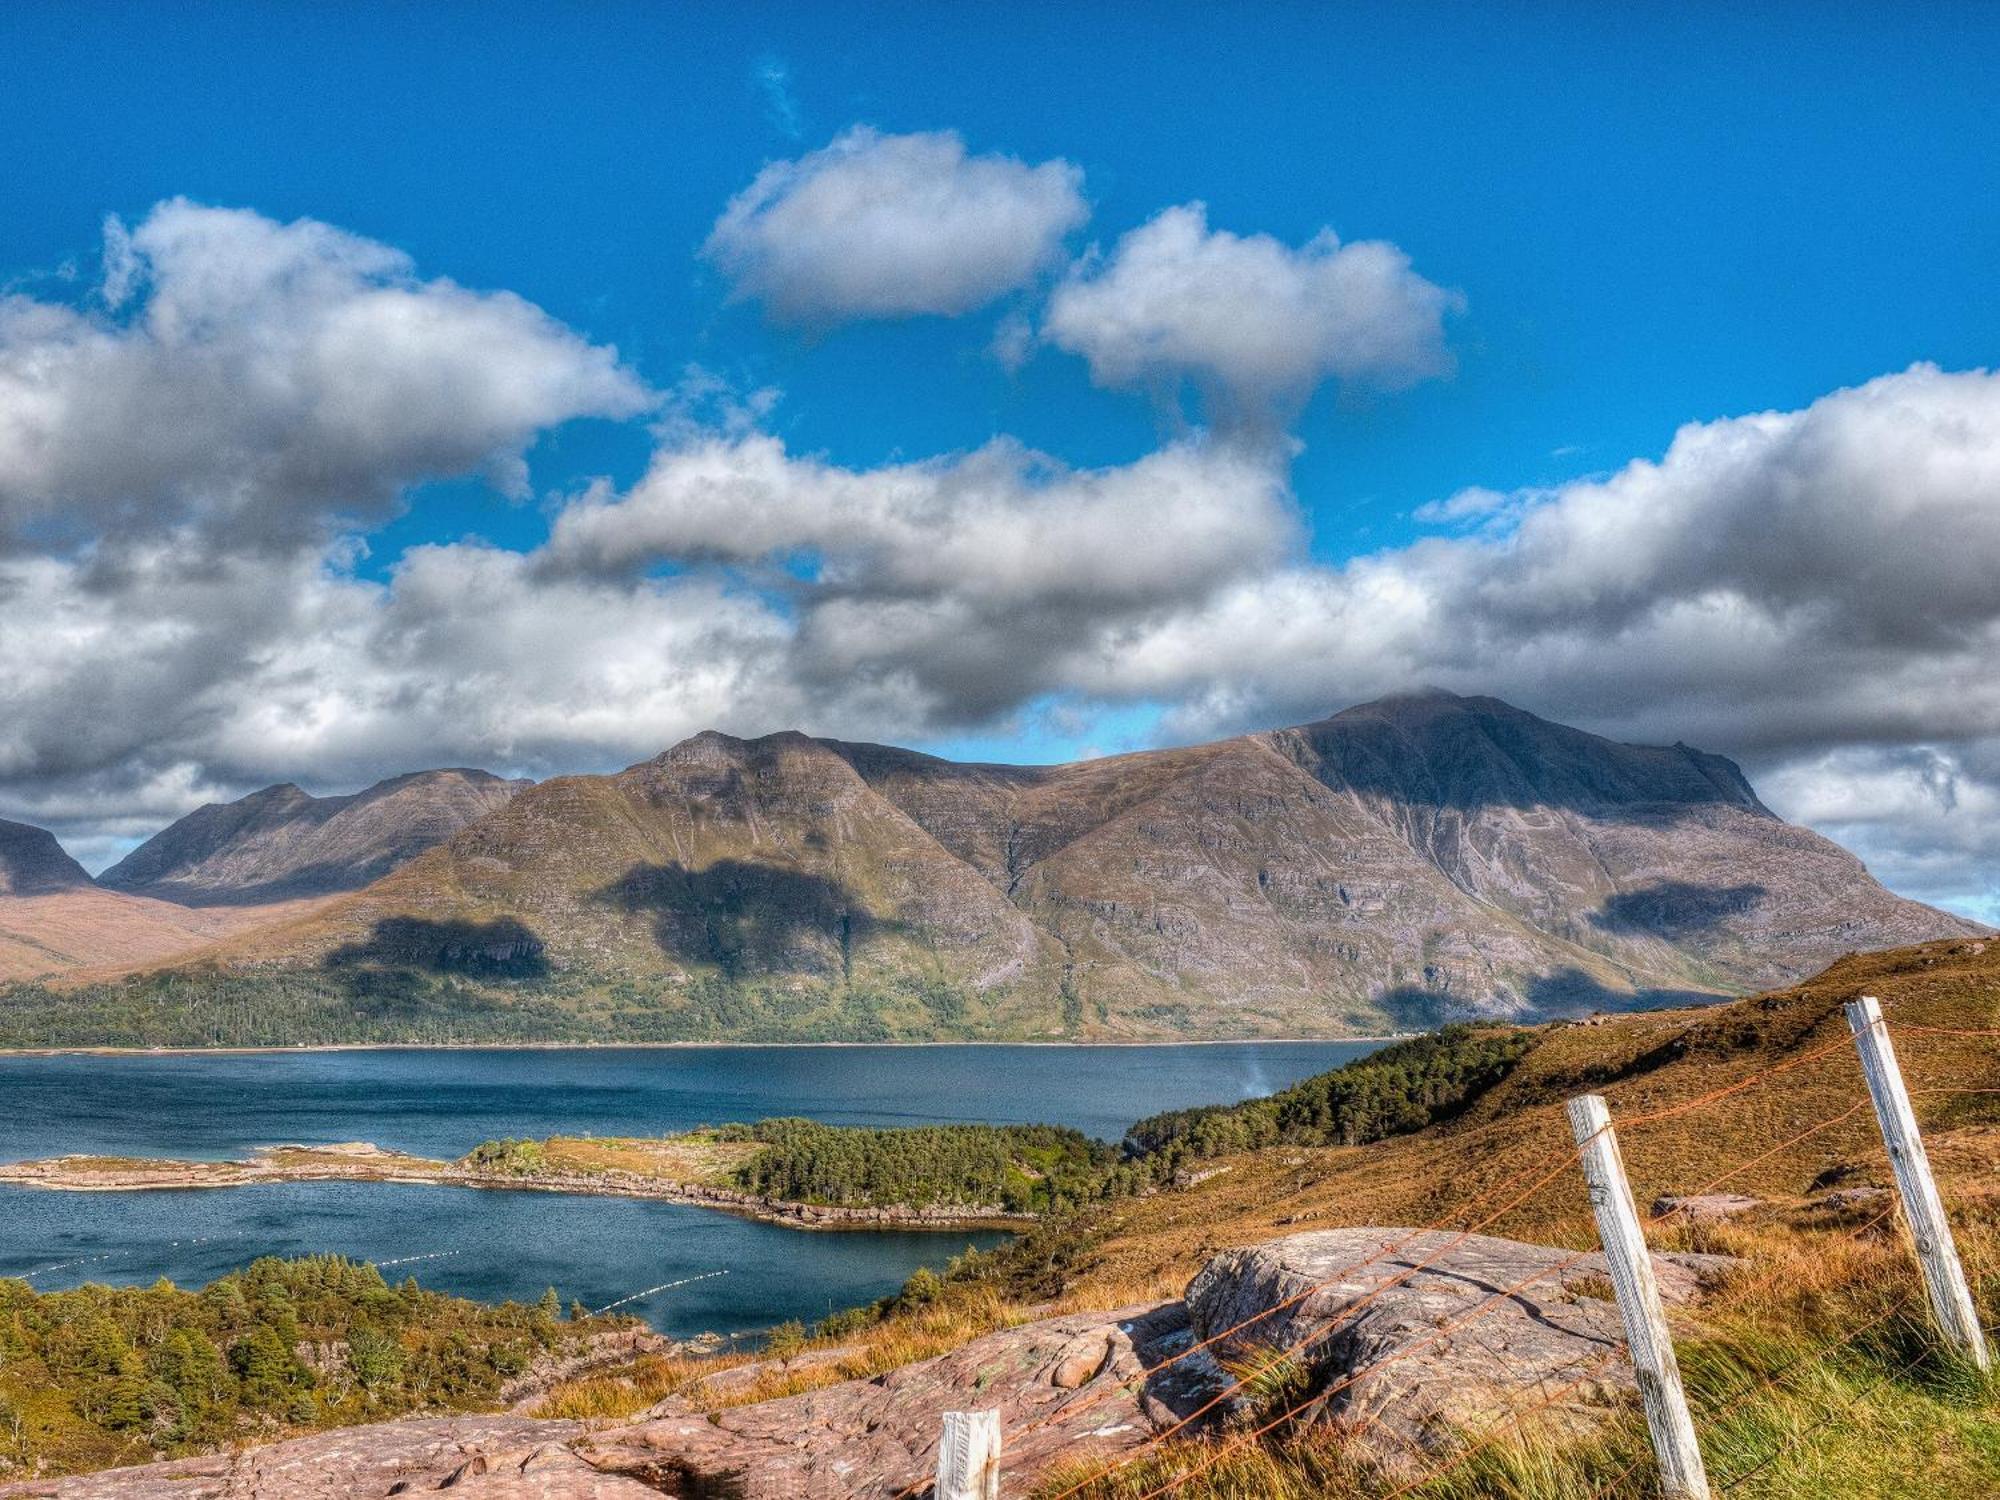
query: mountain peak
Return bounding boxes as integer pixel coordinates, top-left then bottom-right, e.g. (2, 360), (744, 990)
(1282, 691), (1767, 818)
(659, 728), (827, 770)
(98, 768), (529, 905)
(0, 819), (94, 896)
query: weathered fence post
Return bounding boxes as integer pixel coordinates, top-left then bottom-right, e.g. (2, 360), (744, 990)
(934, 1408), (1001, 1500)
(1567, 1093), (1712, 1500)
(1845, 995), (1992, 1370)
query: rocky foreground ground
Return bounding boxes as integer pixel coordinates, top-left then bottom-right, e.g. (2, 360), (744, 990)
(3, 1228), (1727, 1499)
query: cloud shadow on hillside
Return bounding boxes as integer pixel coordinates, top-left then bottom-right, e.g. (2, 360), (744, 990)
(1591, 881), (1767, 938)
(594, 860), (878, 980)
(1374, 968), (1725, 1030)
(326, 915), (549, 977)
(1524, 968), (1722, 1016)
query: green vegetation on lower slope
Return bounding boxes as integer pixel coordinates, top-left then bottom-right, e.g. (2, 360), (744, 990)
(1124, 1023), (1535, 1164)
(0, 1256), (621, 1481)
(0, 966), (1004, 1048)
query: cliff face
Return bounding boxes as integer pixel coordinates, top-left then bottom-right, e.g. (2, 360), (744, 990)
(199, 693), (1980, 1037)
(97, 769), (530, 905)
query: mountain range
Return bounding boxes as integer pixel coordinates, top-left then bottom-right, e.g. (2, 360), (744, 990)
(0, 692), (1979, 1039)
(97, 768), (529, 904)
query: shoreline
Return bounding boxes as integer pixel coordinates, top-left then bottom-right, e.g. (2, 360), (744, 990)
(0, 1145), (1037, 1234)
(0, 1034), (1409, 1058)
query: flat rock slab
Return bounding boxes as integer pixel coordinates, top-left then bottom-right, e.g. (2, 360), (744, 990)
(2, 1305), (1220, 1500)
(0, 1416), (595, 1500)
(576, 1302), (1219, 1498)
(1651, 1193), (1763, 1222)
(1184, 1227), (1728, 1463)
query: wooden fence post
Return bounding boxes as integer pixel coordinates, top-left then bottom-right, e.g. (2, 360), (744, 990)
(1845, 995), (1992, 1370)
(935, 1409), (1001, 1500)
(1567, 1093), (1712, 1500)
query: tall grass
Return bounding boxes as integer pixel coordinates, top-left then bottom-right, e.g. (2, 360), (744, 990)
(535, 1285), (1030, 1422)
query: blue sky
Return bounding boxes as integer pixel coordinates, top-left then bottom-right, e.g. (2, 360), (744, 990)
(3, 3), (2000, 917)
(9, 2), (1995, 577)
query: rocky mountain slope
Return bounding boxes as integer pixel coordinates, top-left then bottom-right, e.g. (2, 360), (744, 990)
(98, 769), (531, 905)
(181, 692), (1977, 1038)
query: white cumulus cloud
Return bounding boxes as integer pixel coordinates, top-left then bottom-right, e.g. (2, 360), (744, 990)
(0, 200), (650, 548)
(1042, 203), (1459, 423)
(546, 431), (1294, 719)
(703, 127), (1088, 323)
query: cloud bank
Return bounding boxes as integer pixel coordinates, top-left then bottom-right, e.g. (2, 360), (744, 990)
(0, 200), (649, 550)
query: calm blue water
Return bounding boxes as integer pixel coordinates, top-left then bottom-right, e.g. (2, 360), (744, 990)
(0, 1042), (1377, 1334)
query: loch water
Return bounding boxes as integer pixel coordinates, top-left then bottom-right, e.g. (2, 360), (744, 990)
(0, 1041), (1380, 1335)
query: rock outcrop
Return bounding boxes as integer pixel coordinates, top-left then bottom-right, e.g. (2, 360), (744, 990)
(6, 1228), (1732, 1498)
(1184, 1227), (1732, 1463)
(4, 1304), (1218, 1499)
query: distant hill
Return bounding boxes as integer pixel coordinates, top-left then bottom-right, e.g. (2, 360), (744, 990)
(0, 818), (92, 895)
(140, 691), (1979, 1042)
(98, 768), (531, 905)
(0, 817), (323, 983)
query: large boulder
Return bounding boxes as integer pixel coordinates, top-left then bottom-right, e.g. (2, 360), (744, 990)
(1185, 1227), (1729, 1463)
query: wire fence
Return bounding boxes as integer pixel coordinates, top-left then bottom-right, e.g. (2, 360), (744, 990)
(925, 1000), (1996, 1500)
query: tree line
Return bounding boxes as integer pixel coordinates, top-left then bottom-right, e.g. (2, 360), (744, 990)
(0, 1255), (609, 1481)
(723, 1119), (1141, 1214)
(714, 1025), (1535, 1214)
(1122, 1023), (1536, 1168)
